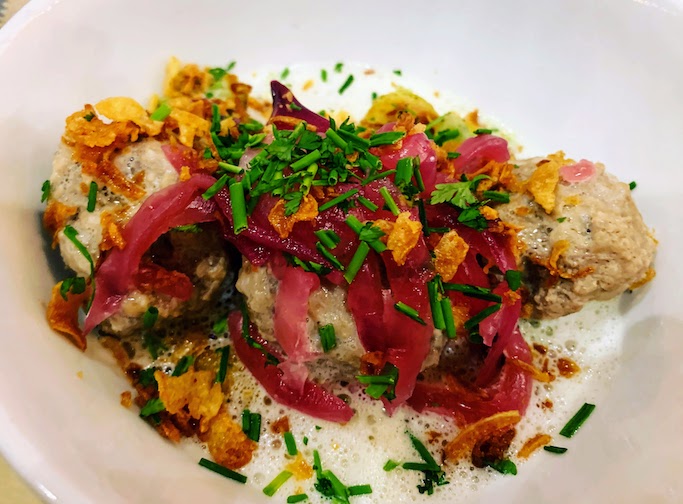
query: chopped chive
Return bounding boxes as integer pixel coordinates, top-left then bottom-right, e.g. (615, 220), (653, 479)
(440, 297), (456, 339)
(198, 458), (247, 484)
(249, 412), (262, 442)
(559, 403), (596, 438)
(407, 431), (440, 470)
(301, 163), (319, 195)
(344, 241), (370, 284)
(357, 196), (378, 212)
(142, 306), (159, 330)
(316, 242), (345, 271)
(447, 152), (461, 159)
(213, 316), (227, 335)
(226, 60), (236, 72)
(86, 181), (98, 212)
(464, 303), (501, 331)
(413, 158), (425, 192)
(303, 436), (309, 445)
(290, 103), (302, 111)
(442, 283), (502, 302)
(362, 169), (396, 186)
(172, 355), (195, 377)
(174, 224), (202, 233)
(281, 67), (290, 80)
(348, 484), (372, 496)
(241, 409), (251, 433)
(229, 180), (248, 234)
(383, 460), (400, 471)
(486, 459), (517, 475)
(140, 397), (165, 417)
(394, 157), (414, 189)
(482, 190), (510, 203)
(325, 128), (349, 150)
(365, 383), (389, 399)
(434, 129), (460, 146)
(290, 150), (322, 171)
(393, 69), (402, 76)
(474, 128), (494, 135)
(150, 102), (172, 121)
(217, 161), (243, 174)
(379, 187), (400, 216)
(345, 216), (386, 253)
(371, 92), (378, 101)
(544, 445), (568, 454)
(504, 270), (522, 291)
(315, 426), (322, 431)
(427, 279), (445, 330)
(314, 229), (340, 249)
(59, 276), (86, 300)
(287, 494), (308, 503)
(368, 131), (406, 147)
(629, 181), (637, 190)
(215, 346), (230, 384)
(41, 180), (51, 203)
(63, 225), (94, 272)
(394, 302), (427, 326)
(334, 62), (343, 73)
(401, 462), (435, 472)
(557, 216), (567, 223)
(202, 174), (229, 200)
(83, 112), (95, 122)
(319, 324), (337, 353)
(318, 188), (359, 212)
(321, 69), (328, 82)
(338, 74), (355, 95)
(284, 431), (298, 456)
(263, 470), (293, 497)
(203, 147), (213, 159)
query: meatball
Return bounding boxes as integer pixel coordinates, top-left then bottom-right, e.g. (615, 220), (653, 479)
(236, 261), (445, 374)
(497, 157), (656, 319)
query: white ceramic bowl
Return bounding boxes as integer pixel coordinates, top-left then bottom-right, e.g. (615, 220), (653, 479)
(1, 0), (682, 502)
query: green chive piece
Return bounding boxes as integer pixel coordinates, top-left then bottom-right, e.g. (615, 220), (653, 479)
(379, 187), (400, 216)
(344, 241), (370, 284)
(362, 169), (396, 186)
(241, 409), (251, 433)
(427, 279), (445, 330)
(464, 303), (502, 331)
(203, 147), (213, 159)
(474, 128), (494, 135)
(150, 102), (172, 121)
(334, 62), (343, 73)
(338, 74), (355, 95)
(401, 462), (435, 472)
(394, 302), (426, 326)
(447, 152), (461, 159)
(60, 276), (86, 300)
(140, 397), (165, 417)
(394, 157), (414, 189)
(407, 431), (440, 470)
(202, 174), (229, 200)
(41, 180), (51, 203)
(629, 181), (637, 190)
(249, 413), (262, 442)
(284, 431), (298, 456)
(393, 69), (402, 76)
(368, 131), (406, 147)
(348, 484), (372, 496)
(544, 445), (568, 454)
(217, 161), (244, 174)
(86, 181), (98, 212)
(440, 297), (456, 339)
(263, 470), (293, 497)
(557, 216), (567, 223)
(486, 459), (517, 475)
(83, 112), (95, 122)
(315, 229), (340, 249)
(345, 216), (386, 253)
(357, 196), (378, 212)
(301, 163), (319, 195)
(504, 270), (522, 291)
(229, 180), (248, 234)
(443, 283), (502, 303)
(371, 92), (378, 101)
(63, 225), (94, 272)
(319, 324), (337, 353)
(213, 316), (227, 335)
(172, 355), (195, 377)
(321, 69), (328, 82)
(173, 224), (202, 233)
(316, 242), (345, 271)
(142, 306), (159, 330)
(434, 129), (460, 146)
(413, 158), (425, 192)
(290, 150), (322, 171)
(281, 67), (290, 80)
(383, 460), (400, 471)
(198, 458), (247, 484)
(287, 494), (309, 503)
(215, 346), (230, 384)
(482, 190), (510, 203)
(318, 188), (359, 212)
(325, 128), (349, 150)
(226, 61), (236, 72)
(303, 436), (309, 445)
(559, 403), (596, 438)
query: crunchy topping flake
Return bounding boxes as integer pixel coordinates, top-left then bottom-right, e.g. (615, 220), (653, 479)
(433, 230), (469, 282)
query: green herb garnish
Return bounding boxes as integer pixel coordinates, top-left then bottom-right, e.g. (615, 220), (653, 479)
(263, 470), (293, 497)
(394, 301), (426, 325)
(319, 324), (337, 353)
(198, 457), (247, 484)
(338, 75), (355, 95)
(172, 355), (195, 377)
(543, 445), (568, 454)
(140, 398), (165, 417)
(150, 102), (172, 121)
(41, 180), (51, 203)
(215, 346), (230, 384)
(559, 403), (595, 438)
(284, 431), (298, 456)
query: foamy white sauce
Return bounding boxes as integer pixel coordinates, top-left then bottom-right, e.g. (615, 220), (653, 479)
(133, 64), (623, 502)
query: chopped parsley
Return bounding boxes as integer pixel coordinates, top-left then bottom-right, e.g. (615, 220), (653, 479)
(139, 397), (165, 417)
(59, 276), (86, 300)
(629, 181), (637, 190)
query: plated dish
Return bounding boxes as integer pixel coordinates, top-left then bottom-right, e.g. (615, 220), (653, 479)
(41, 58), (655, 502)
(1, 1), (681, 503)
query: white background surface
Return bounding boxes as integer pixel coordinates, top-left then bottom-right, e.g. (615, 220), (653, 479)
(0, 0), (682, 503)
